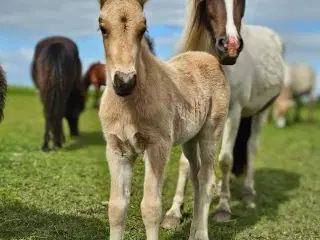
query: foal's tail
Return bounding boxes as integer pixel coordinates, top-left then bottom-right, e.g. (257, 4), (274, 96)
(0, 65), (7, 122)
(39, 43), (70, 123)
(232, 117), (252, 177)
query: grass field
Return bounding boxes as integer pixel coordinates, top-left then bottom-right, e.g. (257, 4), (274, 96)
(1, 87), (319, 240)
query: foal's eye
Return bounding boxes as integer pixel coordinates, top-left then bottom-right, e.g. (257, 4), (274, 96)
(98, 26), (109, 36)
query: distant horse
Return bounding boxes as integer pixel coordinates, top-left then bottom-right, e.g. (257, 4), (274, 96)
(0, 65), (7, 122)
(272, 63), (316, 128)
(161, 0), (286, 228)
(82, 37), (156, 108)
(98, 0), (230, 239)
(82, 62), (106, 108)
(31, 36), (86, 151)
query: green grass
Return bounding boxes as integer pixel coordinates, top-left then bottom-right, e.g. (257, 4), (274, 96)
(1, 87), (320, 239)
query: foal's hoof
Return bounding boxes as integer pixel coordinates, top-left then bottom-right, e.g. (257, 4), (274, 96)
(213, 209), (231, 222)
(161, 215), (181, 229)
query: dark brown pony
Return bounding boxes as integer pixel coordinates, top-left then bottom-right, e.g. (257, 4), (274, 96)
(0, 65), (7, 122)
(31, 36), (86, 152)
(82, 34), (156, 108)
(185, 0), (246, 65)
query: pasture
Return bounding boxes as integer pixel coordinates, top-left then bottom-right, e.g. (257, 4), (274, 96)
(1, 87), (319, 240)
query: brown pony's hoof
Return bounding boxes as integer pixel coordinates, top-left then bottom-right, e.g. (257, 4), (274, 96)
(41, 146), (50, 152)
(53, 143), (62, 150)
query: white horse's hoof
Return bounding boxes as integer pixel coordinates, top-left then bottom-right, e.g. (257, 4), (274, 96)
(160, 215), (181, 229)
(188, 230), (209, 240)
(213, 208), (231, 222)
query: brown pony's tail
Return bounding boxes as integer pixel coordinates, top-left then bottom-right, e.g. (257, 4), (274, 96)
(0, 66), (7, 122)
(39, 43), (70, 125)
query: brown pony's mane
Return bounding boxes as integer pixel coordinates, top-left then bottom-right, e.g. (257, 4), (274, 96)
(0, 65), (7, 122)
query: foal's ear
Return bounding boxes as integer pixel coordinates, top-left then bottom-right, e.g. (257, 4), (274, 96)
(138, 0), (148, 7)
(99, 0), (107, 9)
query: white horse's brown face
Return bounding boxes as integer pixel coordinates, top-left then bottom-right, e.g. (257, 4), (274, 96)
(99, 0), (147, 97)
(199, 0), (246, 65)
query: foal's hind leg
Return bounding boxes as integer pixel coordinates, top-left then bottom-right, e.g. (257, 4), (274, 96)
(161, 153), (190, 229)
(213, 105), (241, 222)
(188, 116), (224, 240)
(242, 111), (265, 208)
(181, 139), (200, 239)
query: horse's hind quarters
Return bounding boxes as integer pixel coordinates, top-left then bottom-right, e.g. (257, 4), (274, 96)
(113, 71), (137, 97)
(215, 36), (243, 65)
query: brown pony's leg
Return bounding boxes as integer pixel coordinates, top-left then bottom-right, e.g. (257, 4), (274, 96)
(52, 119), (63, 149)
(66, 114), (79, 137)
(41, 117), (51, 152)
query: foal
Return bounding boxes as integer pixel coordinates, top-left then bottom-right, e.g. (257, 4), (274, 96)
(98, 0), (230, 239)
(0, 65), (7, 122)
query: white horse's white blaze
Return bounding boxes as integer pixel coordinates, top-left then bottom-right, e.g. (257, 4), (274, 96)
(224, 0), (238, 38)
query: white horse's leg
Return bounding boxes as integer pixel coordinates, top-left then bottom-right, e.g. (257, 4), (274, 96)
(213, 105), (242, 221)
(141, 142), (171, 240)
(242, 111), (266, 208)
(161, 153), (189, 229)
(106, 145), (135, 240)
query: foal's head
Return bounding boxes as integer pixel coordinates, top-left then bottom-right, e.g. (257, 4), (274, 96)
(99, 0), (148, 97)
(197, 0), (246, 65)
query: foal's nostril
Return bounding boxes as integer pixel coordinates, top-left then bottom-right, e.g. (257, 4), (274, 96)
(113, 71), (122, 88)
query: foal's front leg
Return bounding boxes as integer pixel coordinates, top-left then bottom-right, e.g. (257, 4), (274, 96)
(142, 142), (171, 240)
(106, 139), (135, 240)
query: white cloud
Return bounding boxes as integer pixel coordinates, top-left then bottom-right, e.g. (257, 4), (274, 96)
(19, 48), (34, 61)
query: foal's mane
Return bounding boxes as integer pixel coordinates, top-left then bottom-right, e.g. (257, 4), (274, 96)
(99, 0), (148, 9)
(177, 0), (213, 53)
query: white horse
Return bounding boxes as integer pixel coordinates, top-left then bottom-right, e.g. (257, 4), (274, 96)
(272, 63), (316, 128)
(161, 0), (286, 228)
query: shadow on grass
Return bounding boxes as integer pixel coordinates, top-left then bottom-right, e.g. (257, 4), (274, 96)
(167, 168), (301, 239)
(0, 201), (107, 240)
(64, 131), (105, 151)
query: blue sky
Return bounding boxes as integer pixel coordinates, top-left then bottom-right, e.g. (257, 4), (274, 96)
(1, 0), (320, 94)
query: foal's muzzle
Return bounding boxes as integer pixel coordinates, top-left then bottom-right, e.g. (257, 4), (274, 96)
(113, 71), (137, 97)
(215, 35), (244, 65)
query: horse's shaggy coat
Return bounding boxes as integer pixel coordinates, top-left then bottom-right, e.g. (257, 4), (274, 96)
(31, 36), (86, 151)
